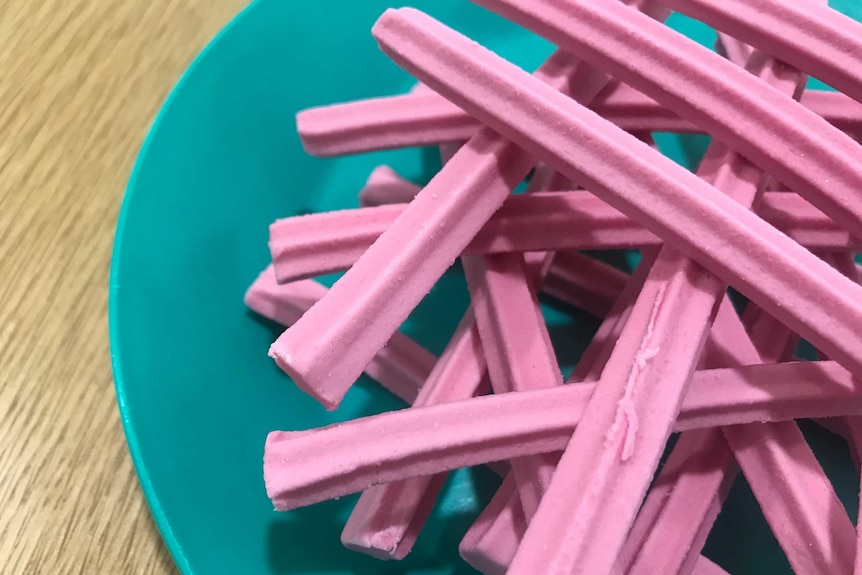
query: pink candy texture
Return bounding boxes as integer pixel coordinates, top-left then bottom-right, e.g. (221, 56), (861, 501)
(245, 1), (862, 573)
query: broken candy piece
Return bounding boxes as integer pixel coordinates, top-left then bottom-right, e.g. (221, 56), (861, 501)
(263, 360), (862, 511)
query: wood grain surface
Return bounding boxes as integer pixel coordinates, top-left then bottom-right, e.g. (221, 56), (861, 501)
(0, 1), (248, 572)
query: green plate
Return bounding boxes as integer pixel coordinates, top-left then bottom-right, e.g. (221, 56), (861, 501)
(109, 1), (860, 574)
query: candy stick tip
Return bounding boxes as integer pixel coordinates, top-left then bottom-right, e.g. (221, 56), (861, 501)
(268, 341), (342, 410)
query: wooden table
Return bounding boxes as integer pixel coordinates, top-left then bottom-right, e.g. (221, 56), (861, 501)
(0, 1), (248, 572)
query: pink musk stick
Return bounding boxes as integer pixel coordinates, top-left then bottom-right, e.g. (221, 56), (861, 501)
(463, 252), (563, 519)
(244, 266), (434, 404)
(269, 41), (642, 409)
(340, 309), (490, 560)
(458, 162), (573, 520)
(663, 0), (862, 103)
(263, 359), (862, 511)
(342, 179), (553, 557)
(296, 87), (861, 155)
(372, 7), (862, 383)
(472, 0), (862, 237)
(269, 191), (859, 283)
(357, 165), (420, 207)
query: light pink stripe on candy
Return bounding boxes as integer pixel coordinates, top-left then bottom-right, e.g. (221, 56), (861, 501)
(296, 87), (862, 156)
(677, 496), (727, 575)
(297, 92), (467, 157)
(270, 44), (631, 410)
(357, 165), (420, 207)
(472, 0), (862, 236)
(565, 250), (658, 386)
(598, 85), (862, 136)
(519, 164), (571, 285)
(663, 0), (862, 103)
(269, 191), (860, 283)
(755, 193), (860, 252)
(372, 5), (862, 382)
(244, 266), (434, 404)
(263, 359), (862, 511)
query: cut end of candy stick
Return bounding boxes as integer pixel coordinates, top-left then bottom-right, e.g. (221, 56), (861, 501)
(267, 339), (343, 411)
(264, 430), (314, 510)
(247, 265), (432, 405)
(340, 474), (446, 560)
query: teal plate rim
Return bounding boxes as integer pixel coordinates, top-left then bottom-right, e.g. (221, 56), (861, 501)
(108, 1), (260, 572)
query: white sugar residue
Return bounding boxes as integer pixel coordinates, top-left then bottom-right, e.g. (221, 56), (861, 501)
(607, 283), (666, 461)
